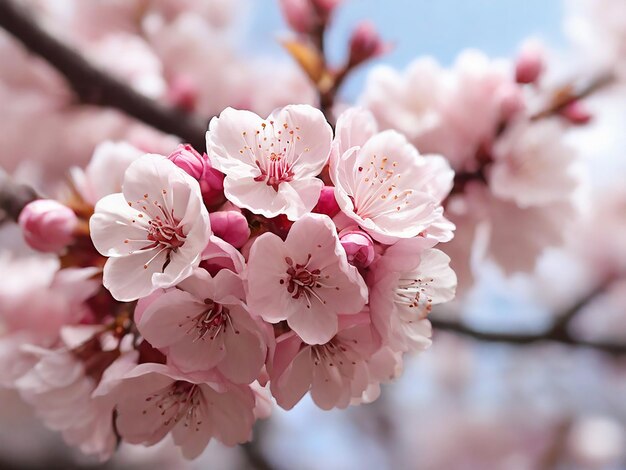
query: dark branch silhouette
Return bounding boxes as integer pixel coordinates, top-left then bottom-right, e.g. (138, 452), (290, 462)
(0, 0), (207, 150)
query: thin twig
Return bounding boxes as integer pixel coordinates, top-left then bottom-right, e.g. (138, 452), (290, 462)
(0, 0), (207, 149)
(531, 72), (616, 121)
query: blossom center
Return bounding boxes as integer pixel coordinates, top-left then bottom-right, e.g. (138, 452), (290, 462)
(182, 298), (236, 341)
(254, 152), (294, 190)
(394, 276), (435, 318)
(284, 255), (329, 308)
(352, 154), (413, 219)
(125, 193), (187, 271)
(143, 381), (203, 430)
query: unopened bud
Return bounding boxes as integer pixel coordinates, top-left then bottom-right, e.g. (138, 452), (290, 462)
(515, 43), (544, 84)
(168, 145), (225, 205)
(339, 228), (375, 268)
(279, 0), (316, 34)
(209, 211), (250, 248)
(19, 199), (77, 253)
(313, 186), (340, 217)
(348, 21), (387, 67)
(559, 100), (592, 125)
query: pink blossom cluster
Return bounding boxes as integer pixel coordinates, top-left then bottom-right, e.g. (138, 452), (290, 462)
(361, 48), (583, 289)
(8, 104), (457, 460)
(0, 0), (314, 181)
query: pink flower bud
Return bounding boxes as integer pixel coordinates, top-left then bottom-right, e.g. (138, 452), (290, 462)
(348, 21), (387, 67)
(167, 75), (197, 112)
(339, 228), (375, 268)
(18, 199), (77, 253)
(209, 211), (250, 248)
(515, 44), (544, 84)
(559, 100), (592, 125)
(168, 144), (205, 179)
(313, 186), (340, 217)
(168, 144), (225, 206)
(200, 165), (225, 207)
(279, 0), (316, 34)
(311, 0), (341, 22)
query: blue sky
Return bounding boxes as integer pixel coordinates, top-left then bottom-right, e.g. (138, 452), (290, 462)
(246, 0), (567, 99)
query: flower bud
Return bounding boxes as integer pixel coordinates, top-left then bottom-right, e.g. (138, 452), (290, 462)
(18, 199), (77, 253)
(279, 0), (316, 34)
(559, 100), (592, 125)
(515, 43), (544, 84)
(279, 0), (341, 34)
(348, 21), (387, 68)
(209, 211), (251, 248)
(168, 144), (205, 179)
(311, 0), (341, 22)
(313, 186), (340, 217)
(168, 144), (225, 206)
(339, 228), (375, 268)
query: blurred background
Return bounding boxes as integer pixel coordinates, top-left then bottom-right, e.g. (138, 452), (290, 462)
(1, 0), (626, 469)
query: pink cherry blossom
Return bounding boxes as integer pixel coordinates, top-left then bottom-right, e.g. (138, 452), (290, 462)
(368, 241), (457, 352)
(331, 109), (454, 243)
(137, 268), (268, 383)
(355, 346), (403, 404)
(488, 119), (580, 208)
(207, 105), (333, 220)
(247, 213), (368, 344)
(0, 253), (100, 385)
(269, 313), (378, 410)
(111, 363), (256, 458)
(199, 234), (246, 276)
(362, 51), (518, 171)
(70, 140), (144, 205)
(90, 154), (211, 301)
(16, 330), (138, 461)
(18, 199), (78, 253)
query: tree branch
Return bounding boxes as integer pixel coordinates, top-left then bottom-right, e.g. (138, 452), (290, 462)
(431, 295), (626, 356)
(0, 0), (207, 149)
(0, 169), (37, 223)
(531, 72), (615, 121)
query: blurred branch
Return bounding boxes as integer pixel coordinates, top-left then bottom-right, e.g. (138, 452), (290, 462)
(531, 72), (615, 121)
(431, 318), (626, 355)
(0, 169), (37, 224)
(431, 283), (626, 355)
(0, 0), (207, 149)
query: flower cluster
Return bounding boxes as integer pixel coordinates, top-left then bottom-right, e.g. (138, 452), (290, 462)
(9, 104), (456, 460)
(362, 48), (583, 289)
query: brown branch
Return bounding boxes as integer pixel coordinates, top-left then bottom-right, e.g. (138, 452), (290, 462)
(0, 0), (207, 149)
(531, 72), (615, 121)
(0, 169), (37, 223)
(431, 317), (626, 355)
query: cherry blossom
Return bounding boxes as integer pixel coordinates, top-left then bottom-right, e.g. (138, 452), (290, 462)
(110, 363), (256, 459)
(90, 154), (211, 301)
(70, 140), (144, 205)
(269, 314), (378, 410)
(488, 119), (580, 208)
(137, 268), (268, 383)
(15, 329), (138, 461)
(331, 108), (454, 243)
(368, 240), (457, 352)
(207, 105), (333, 220)
(247, 213), (368, 344)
